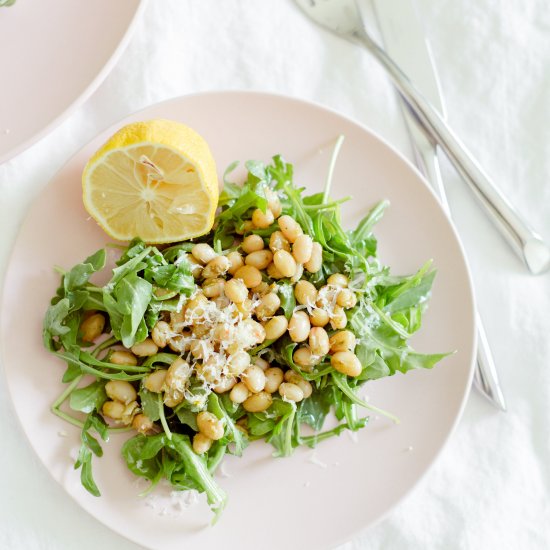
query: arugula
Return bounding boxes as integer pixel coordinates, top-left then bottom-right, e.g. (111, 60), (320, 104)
(122, 433), (227, 522)
(44, 149), (450, 522)
(74, 412), (109, 497)
(69, 380), (107, 414)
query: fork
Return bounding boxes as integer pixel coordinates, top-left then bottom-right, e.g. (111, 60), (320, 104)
(295, 0), (550, 276)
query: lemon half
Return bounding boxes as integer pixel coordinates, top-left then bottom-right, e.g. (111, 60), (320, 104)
(82, 119), (219, 243)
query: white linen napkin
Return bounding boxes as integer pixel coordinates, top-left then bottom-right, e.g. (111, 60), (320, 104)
(0, 1), (548, 548)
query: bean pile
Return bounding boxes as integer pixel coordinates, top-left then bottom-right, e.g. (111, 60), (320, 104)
(81, 191), (364, 454)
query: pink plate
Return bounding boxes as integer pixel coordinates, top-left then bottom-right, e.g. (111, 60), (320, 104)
(0, 0), (145, 164)
(0, 92), (475, 549)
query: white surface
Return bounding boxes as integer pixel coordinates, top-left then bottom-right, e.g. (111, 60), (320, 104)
(0, 92), (475, 550)
(0, 0), (144, 164)
(0, 0), (548, 548)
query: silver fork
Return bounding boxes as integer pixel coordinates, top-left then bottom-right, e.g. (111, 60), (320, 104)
(297, 0), (508, 409)
(370, 0), (506, 410)
(295, 0), (550, 276)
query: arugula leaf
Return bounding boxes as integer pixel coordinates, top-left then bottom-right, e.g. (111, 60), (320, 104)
(384, 270), (436, 314)
(122, 433), (166, 480)
(266, 399), (297, 457)
(277, 282), (296, 319)
(144, 253), (195, 295)
(43, 298), (71, 350)
(75, 446), (100, 496)
(350, 200), (389, 246)
(168, 434), (227, 519)
(64, 249), (106, 292)
(297, 389), (332, 431)
(122, 433), (227, 521)
(74, 412), (108, 497)
(108, 246), (152, 289)
(208, 394), (248, 457)
(110, 272), (152, 348)
(139, 388), (161, 422)
(69, 381), (107, 414)
(175, 407), (198, 431)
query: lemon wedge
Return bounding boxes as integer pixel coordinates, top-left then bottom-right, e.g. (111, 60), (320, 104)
(82, 119), (219, 243)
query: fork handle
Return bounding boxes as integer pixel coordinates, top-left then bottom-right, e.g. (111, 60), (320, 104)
(402, 107), (506, 409)
(356, 31), (550, 275)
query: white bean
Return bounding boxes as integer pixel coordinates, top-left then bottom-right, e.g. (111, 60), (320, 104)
(245, 249), (273, 270)
(284, 370), (313, 398)
(304, 242), (322, 273)
(242, 234), (264, 253)
(131, 338), (158, 357)
(267, 262), (285, 279)
(164, 357), (192, 391)
(292, 234), (313, 264)
(265, 188), (282, 218)
(329, 330), (356, 353)
(202, 277), (225, 298)
(253, 357), (271, 371)
(331, 351), (362, 377)
(80, 313), (105, 342)
(263, 315), (289, 340)
(213, 376), (237, 394)
(187, 255), (203, 278)
(309, 327), (330, 356)
(193, 433), (213, 454)
(288, 311), (310, 342)
(278, 382), (304, 402)
(132, 414), (155, 435)
(309, 308), (330, 327)
(294, 280), (317, 306)
(144, 369), (167, 393)
(102, 400), (125, 420)
(225, 277), (248, 303)
(226, 251), (244, 275)
(251, 281), (270, 296)
(110, 350), (137, 366)
(278, 215), (303, 243)
(242, 365), (266, 393)
(337, 288), (357, 309)
(227, 351), (251, 376)
(330, 306), (348, 329)
(252, 208), (275, 229)
(269, 230), (290, 253)
(151, 320), (171, 348)
(327, 273), (349, 288)
(243, 391), (273, 412)
(264, 367), (284, 393)
(229, 382), (250, 404)
(234, 265), (263, 288)
(242, 318), (266, 344)
(202, 256), (230, 279)
(197, 411), (225, 440)
(273, 250), (297, 278)
(293, 346), (321, 370)
(191, 243), (217, 264)
(255, 292), (281, 320)
(105, 380), (137, 405)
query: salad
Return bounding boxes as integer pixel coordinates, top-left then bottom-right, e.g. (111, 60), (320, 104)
(43, 152), (448, 521)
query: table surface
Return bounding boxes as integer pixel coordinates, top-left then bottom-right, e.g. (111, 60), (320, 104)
(1, 1), (549, 549)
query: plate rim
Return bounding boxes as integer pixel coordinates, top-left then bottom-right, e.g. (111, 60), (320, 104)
(0, 89), (477, 548)
(0, 0), (148, 165)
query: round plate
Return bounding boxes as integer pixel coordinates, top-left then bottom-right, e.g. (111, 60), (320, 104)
(0, 92), (475, 549)
(0, 0), (145, 164)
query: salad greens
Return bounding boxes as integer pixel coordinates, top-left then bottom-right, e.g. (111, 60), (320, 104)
(43, 150), (449, 522)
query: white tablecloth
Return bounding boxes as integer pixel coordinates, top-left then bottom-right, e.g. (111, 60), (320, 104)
(1, 1), (549, 548)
